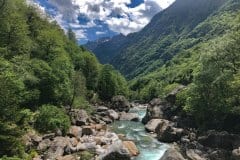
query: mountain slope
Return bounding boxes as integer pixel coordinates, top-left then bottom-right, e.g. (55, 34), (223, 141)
(85, 34), (129, 64)
(86, 0), (232, 78)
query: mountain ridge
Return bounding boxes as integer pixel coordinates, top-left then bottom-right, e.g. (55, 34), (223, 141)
(85, 0), (229, 79)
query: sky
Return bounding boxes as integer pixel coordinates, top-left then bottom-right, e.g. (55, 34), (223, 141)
(29, 0), (175, 44)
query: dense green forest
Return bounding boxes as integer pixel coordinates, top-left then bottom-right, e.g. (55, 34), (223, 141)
(0, 0), (128, 158)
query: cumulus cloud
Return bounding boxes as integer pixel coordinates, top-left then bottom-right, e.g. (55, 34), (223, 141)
(31, 0), (175, 42)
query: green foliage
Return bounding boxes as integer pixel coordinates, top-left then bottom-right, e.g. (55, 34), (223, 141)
(35, 105), (70, 134)
(77, 51), (100, 90)
(97, 65), (128, 101)
(0, 122), (24, 158)
(79, 151), (94, 160)
(185, 29), (240, 129)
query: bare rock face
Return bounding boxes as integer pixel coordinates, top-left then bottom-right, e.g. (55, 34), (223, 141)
(111, 96), (130, 112)
(160, 148), (186, 160)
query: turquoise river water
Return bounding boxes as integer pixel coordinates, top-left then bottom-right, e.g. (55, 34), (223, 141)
(110, 106), (169, 160)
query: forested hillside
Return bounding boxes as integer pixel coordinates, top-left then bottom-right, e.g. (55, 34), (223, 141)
(0, 0), (128, 158)
(129, 0), (240, 131)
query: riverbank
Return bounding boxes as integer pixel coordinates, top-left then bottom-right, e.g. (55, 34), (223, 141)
(142, 88), (240, 160)
(25, 96), (162, 160)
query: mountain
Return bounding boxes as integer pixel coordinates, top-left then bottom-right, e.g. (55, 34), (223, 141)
(85, 34), (129, 64)
(86, 0), (233, 79)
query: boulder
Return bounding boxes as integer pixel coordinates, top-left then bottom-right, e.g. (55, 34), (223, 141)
(111, 96), (130, 112)
(145, 119), (164, 132)
(208, 149), (230, 160)
(42, 133), (55, 140)
(165, 85), (186, 104)
(69, 109), (89, 126)
(100, 140), (131, 160)
(119, 112), (139, 122)
(186, 149), (206, 160)
(92, 124), (107, 131)
(156, 119), (184, 143)
(76, 142), (96, 151)
(68, 137), (78, 147)
(160, 148), (186, 160)
(232, 147), (240, 160)
(96, 106), (109, 112)
(101, 116), (113, 124)
(45, 137), (69, 160)
(108, 109), (119, 120)
(37, 139), (51, 152)
(56, 155), (77, 160)
(142, 98), (167, 124)
(82, 126), (94, 136)
(198, 130), (240, 150)
(123, 141), (139, 156)
(68, 126), (82, 138)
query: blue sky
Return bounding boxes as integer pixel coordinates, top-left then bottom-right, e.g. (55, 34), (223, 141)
(29, 0), (175, 44)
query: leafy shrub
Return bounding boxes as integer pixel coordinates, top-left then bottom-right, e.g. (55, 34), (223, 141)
(79, 151), (94, 160)
(35, 105), (70, 134)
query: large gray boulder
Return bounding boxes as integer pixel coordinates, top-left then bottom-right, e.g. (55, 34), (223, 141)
(108, 109), (119, 120)
(69, 109), (89, 126)
(100, 140), (131, 160)
(44, 137), (69, 159)
(142, 98), (167, 124)
(111, 96), (130, 112)
(160, 148), (186, 160)
(155, 119), (184, 143)
(145, 119), (165, 132)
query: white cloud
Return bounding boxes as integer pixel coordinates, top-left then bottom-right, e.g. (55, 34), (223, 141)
(96, 31), (106, 35)
(31, 0), (175, 40)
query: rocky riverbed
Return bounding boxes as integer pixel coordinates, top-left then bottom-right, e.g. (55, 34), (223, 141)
(25, 96), (168, 160)
(142, 86), (240, 160)
(24, 94), (240, 160)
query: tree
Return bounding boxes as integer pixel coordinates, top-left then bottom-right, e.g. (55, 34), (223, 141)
(78, 52), (99, 90)
(35, 105), (70, 134)
(67, 28), (77, 44)
(0, 0), (32, 59)
(186, 29), (240, 129)
(97, 65), (128, 101)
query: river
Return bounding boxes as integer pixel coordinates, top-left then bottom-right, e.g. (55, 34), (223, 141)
(110, 105), (169, 160)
